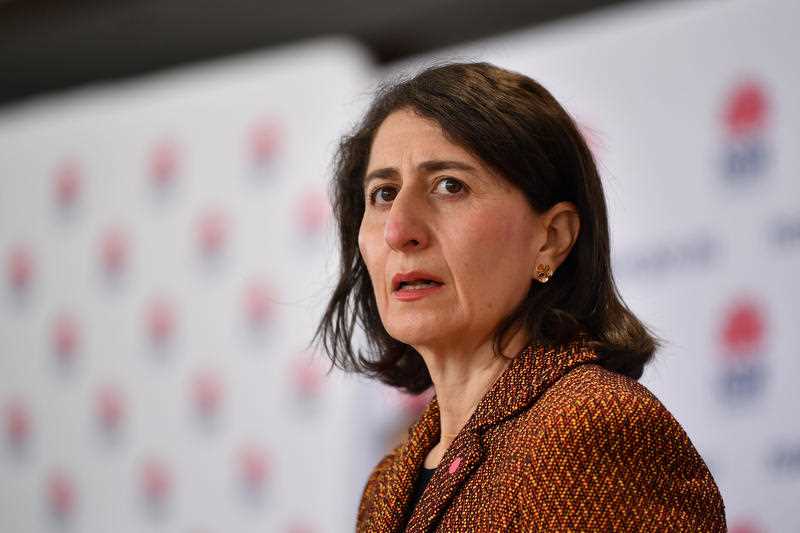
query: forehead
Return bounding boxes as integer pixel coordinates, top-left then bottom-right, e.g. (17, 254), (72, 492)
(368, 108), (482, 168)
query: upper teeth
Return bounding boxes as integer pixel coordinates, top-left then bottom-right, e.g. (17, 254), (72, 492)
(400, 280), (437, 288)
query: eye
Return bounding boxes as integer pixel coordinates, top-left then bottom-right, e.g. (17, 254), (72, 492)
(434, 177), (465, 195)
(368, 185), (398, 206)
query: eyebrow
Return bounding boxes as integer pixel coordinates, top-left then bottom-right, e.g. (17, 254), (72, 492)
(362, 159), (478, 188)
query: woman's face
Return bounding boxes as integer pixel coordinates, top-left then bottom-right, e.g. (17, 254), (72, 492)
(358, 108), (546, 354)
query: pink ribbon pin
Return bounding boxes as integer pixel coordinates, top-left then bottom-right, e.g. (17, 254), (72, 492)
(448, 456), (462, 474)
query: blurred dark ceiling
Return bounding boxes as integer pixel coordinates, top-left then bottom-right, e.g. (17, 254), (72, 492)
(0, 0), (643, 108)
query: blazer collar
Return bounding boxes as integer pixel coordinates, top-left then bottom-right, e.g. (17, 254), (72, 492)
(366, 337), (601, 533)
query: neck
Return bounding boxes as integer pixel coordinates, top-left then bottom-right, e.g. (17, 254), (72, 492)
(417, 329), (527, 450)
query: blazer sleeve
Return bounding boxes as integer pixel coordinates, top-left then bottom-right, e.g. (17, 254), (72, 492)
(515, 380), (727, 532)
(356, 449), (397, 526)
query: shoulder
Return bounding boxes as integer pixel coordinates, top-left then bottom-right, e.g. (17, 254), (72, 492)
(357, 444), (400, 524)
(546, 361), (662, 408)
(528, 362), (687, 445)
(511, 363), (726, 530)
(521, 362), (708, 472)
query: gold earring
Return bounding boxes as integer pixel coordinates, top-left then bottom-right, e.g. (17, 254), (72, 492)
(535, 263), (552, 283)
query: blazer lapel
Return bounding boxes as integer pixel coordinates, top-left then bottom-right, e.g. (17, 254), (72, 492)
(365, 393), (441, 532)
(365, 337), (601, 532)
(404, 428), (483, 532)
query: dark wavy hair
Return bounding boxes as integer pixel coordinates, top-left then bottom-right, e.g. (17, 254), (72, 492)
(310, 61), (661, 394)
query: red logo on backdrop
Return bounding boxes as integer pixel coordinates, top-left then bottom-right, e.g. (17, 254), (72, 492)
(53, 158), (82, 211)
(291, 352), (325, 401)
(6, 243), (34, 294)
(237, 443), (270, 496)
(242, 280), (275, 331)
(140, 457), (172, 513)
(99, 226), (130, 280)
(717, 296), (768, 402)
(150, 139), (180, 191)
(191, 370), (224, 421)
(725, 81), (768, 137)
(4, 399), (31, 450)
(51, 312), (80, 369)
(728, 518), (765, 533)
(145, 296), (176, 349)
(248, 117), (283, 167)
(721, 79), (770, 180)
(294, 192), (329, 238)
(286, 523), (317, 533)
(196, 208), (230, 260)
(46, 469), (76, 521)
(722, 299), (763, 355)
(95, 384), (125, 435)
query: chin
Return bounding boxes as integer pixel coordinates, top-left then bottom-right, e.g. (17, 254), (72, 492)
(386, 323), (446, 349)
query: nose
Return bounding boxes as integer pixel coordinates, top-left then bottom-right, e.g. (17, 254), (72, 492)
(383, 189), (430, 252)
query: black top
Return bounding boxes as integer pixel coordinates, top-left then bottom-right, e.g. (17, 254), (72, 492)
(407, 466), (436, 516)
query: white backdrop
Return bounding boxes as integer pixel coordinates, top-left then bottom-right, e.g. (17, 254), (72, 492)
(2, 1), (798, 532)
(0, 37), (375, 533)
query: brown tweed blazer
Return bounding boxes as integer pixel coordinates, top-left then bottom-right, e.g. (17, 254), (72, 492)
(356, 339), (726, 532)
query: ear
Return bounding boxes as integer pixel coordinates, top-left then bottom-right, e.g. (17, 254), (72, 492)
(533, 201), (580, 278)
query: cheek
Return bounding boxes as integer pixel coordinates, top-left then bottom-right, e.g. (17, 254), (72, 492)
(357, 225), (367, 261)
(450, 212), (534, 297)
(358, 220), (383, 281)
(357, 217), (376, 260)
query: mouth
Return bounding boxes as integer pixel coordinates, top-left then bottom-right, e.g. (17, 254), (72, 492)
(395, 280), (444, 291)
(391, 271), (445, 292)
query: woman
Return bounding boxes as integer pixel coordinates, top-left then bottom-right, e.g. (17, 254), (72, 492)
(313, 62), (726, 531)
